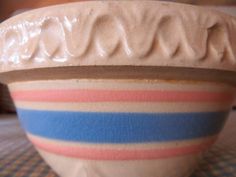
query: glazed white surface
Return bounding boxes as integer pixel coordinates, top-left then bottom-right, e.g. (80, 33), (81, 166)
(0, 1), (236, 72)
(38, 148), (200, 177)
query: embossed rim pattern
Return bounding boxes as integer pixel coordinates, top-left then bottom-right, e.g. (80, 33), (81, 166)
(0, 1), (236, 73)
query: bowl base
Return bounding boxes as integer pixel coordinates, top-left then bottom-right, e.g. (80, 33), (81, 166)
(38, 148), (200, 177)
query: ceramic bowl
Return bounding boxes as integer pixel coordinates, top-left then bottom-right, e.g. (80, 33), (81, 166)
(0, 1), (236, 177)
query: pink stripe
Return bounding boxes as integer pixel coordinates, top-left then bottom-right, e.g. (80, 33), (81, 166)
(29, 136), (216, 160)
(11, 89), (233, 102)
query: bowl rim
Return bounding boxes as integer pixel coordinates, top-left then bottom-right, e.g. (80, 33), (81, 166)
(0, 0), (236, 74)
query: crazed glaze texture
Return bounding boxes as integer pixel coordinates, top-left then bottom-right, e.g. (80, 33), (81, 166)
(0, 1), (236, 72)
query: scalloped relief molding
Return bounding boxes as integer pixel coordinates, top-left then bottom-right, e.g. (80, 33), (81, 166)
(0, 1), (236, 72)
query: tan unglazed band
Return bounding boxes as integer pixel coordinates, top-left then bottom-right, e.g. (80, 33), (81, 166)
(0, 1), (236, 73)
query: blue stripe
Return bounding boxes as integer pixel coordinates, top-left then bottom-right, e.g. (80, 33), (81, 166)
(17, 108), (228, 143)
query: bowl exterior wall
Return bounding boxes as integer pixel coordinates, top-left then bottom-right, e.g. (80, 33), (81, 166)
(8, 79), (235, 177)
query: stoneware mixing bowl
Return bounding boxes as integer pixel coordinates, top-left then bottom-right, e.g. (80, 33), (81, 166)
(0, 1), (236, 177)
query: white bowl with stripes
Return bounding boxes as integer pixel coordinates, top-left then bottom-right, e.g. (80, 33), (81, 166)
(9, 79), (235, 177)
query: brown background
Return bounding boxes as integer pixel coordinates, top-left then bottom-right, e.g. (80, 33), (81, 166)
(0, 0), (80, 22)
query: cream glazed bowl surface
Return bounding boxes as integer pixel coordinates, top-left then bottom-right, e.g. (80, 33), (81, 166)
(0, 1), (236, 177)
